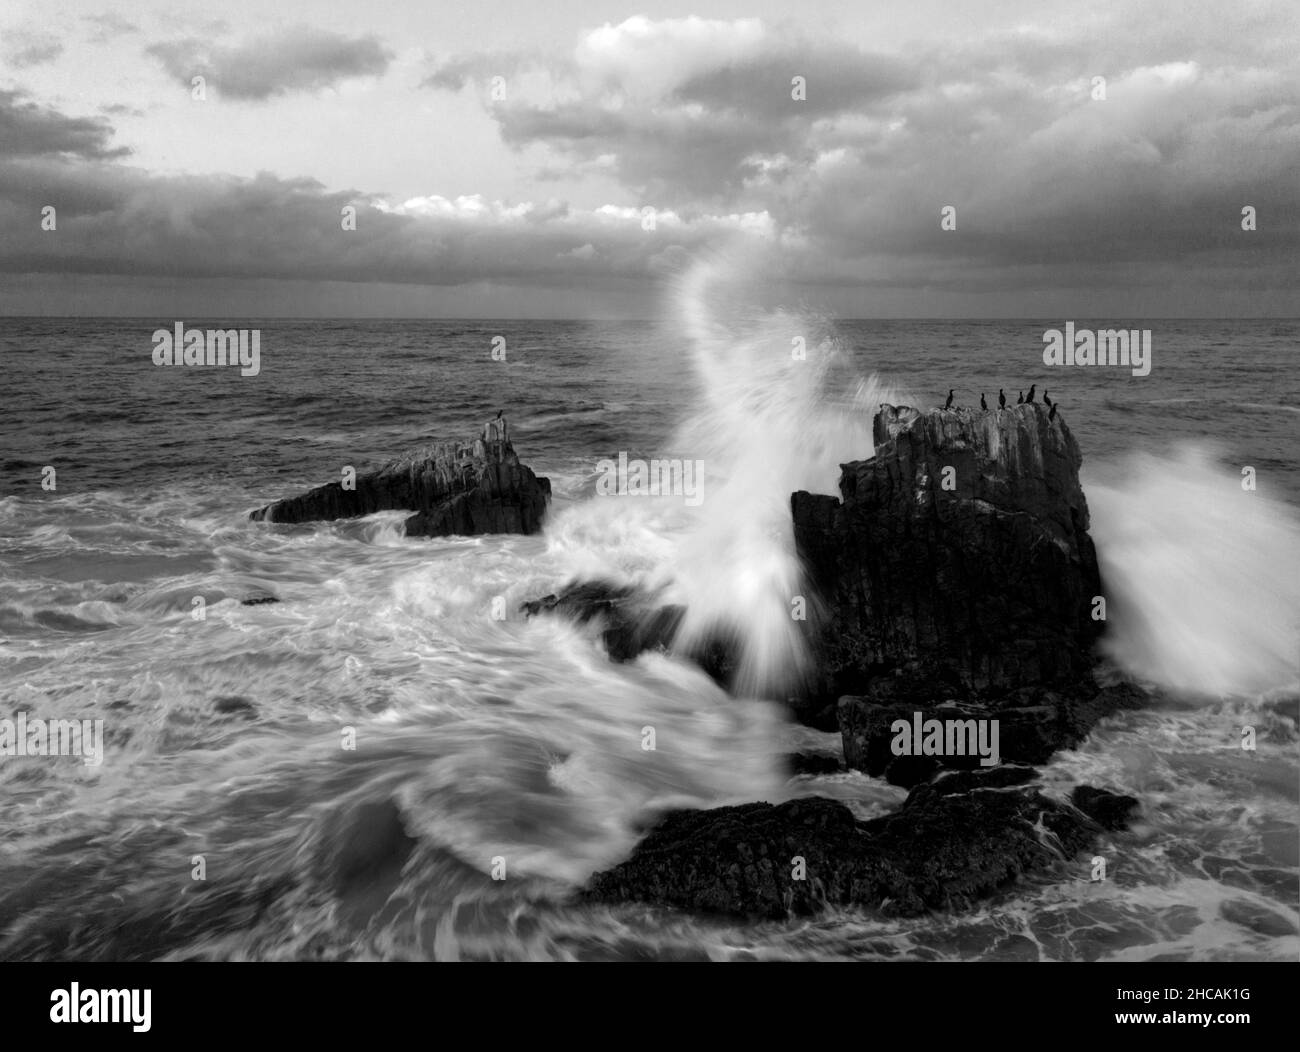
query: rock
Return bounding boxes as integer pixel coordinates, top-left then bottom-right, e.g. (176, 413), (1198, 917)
(1220, 898), (1300, 938)
(212, 695), (257, 718)
(1071, 785), (1141, 830)
(791, 403), (1103, 701)
(240, 595), (279, 606)
(250, 436), (550, 538)
(521, 580), (740, 687)
(789, 403), (1145, 770)
(317, 797), (418, 924)
(838, 678), (1148, 787)
(582, 772), (1097, 919)
(786, 752), (843, 776)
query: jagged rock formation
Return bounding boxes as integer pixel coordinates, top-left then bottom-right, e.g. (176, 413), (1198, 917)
(520, 580), (740, 687)
(790, 402), (1141, 779)
(836, 676), (1148, 787)
(582, 771), (1108, 919)
(249, 438), (550, 538)
(793, 402), (1102, 697)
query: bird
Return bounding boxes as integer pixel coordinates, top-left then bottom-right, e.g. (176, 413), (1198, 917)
(1043, 391), (1053, 408)
(944, 389), (954, 410)
(1048, 402), (1058, 421)
(980, 393), (988, 410)
(998, 389), (1006, 409)
(1017, 391), (1024, 404)
(1026, 384), (1037, 403)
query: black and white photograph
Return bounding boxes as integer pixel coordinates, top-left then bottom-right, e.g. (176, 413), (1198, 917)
(0, 0), (1296, 1020)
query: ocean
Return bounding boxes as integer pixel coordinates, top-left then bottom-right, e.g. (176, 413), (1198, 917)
(1, 292), (1297, 960)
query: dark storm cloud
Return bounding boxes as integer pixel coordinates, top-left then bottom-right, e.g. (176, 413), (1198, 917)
(0, 149), (750, 285)
(146, 26), (394, 100)
(0, 90), (129, 160)
(4, 8), (1297, 308)
(423, 13), (1300, 285)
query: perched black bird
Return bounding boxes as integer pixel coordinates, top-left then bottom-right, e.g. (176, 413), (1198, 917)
(998, 389), (1006, 408)
(1043, 391), (1052, 408)
(1017, 390), (1024, 404)
(1048, 402), (1057, 421)
(980, 393), (988, 410)
(944, 389), (954, 410)
(1026, 384), (1037, 403)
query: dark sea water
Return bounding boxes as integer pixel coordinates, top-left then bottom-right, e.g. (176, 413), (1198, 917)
(1, 302), (1297, 961)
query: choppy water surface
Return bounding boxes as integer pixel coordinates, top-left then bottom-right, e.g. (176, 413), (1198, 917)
(1, 270), (1297, 960)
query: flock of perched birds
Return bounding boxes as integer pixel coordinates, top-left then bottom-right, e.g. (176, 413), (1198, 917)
(943, 384), (1058, 420)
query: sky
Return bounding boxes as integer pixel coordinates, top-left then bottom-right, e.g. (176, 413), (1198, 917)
(0, 0), (1297, 317)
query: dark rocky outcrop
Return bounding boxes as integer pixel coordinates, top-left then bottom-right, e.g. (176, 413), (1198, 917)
(250, 437), (550, 538)
(582, 772), (1102, 919)
(786, 752), (844, 776)
(792, 403), (1102, 701)
(789, 403), (1142, 776)
(838, 678), (1149, 787)
(521, 580), (740, 687)
(1071, 786), (1141, 831)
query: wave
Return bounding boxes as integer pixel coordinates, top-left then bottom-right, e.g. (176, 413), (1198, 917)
(1086, 444), (1300, 696)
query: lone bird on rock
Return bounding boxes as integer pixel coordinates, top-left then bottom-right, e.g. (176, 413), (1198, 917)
(998, 389), (1006, 408)
(1017, 391), (1024, 404)
(980, 393), (988, 410)
(944, 389), (954, 410)
(1026, 384), (1037, 403)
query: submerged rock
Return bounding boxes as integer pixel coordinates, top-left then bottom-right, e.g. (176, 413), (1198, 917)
(582, 772), (1098, 919)
(213, 695), (257, 719)
(786, 752), (844, 776)
(250, 436), (550, 538)
(240, 595), (280, 606)
(521, 580), (740, 687)
(1071, 785), (1141, 830)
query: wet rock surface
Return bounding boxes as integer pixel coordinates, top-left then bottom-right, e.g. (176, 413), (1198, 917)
(792, 403), (1103, 703)
(838, 678), (1149, 787)
(250, 437), (550, 538)
(582, 771), (1106, 919)
(521, 580), (740, 687)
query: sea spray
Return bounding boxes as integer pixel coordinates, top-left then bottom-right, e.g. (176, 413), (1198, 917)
(665, 252), (912, 699)
(541, 251), (913, 698)
(1086, 445), (1300, 696)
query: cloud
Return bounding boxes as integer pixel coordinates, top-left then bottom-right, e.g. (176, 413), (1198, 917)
(147, 26), (393, 100)
(3, 32), (65, 69)
(425, 17), (916, 201)
(0, 154), (777, 287)
(0, 90), (128, 160)
(83, 12), (138, 43)
(422, 10), (1300, 287)
(4, 5), (1298, 311)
